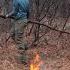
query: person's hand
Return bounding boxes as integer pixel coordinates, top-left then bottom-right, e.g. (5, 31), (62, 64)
(5, 14), (9, 18)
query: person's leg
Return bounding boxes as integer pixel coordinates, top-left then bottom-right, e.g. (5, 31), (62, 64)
(14, 19), (28, 50)
(10, 19), (15, 42)
(14, 19), (28, 64)
(10, 19), (28, 64)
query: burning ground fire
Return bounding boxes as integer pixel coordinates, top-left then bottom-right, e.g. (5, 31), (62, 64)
(30, 53), (44, 70)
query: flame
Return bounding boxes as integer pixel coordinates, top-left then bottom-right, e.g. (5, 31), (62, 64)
(30, 53), (43, 70)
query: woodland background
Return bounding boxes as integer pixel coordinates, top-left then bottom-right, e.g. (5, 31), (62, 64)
(0, 0), (70, 70)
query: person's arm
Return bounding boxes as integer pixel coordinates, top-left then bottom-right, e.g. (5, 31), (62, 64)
(0, 9), (15, 19)
(6, 10), (14, 18)
(6, 0), (18, 18)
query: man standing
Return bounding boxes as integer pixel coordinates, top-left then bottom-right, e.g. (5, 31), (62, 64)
(0, 0), (29, 64)
(5, 0), (29, 50)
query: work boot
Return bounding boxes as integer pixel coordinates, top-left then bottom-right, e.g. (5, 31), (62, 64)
(18, 53), (29, 65)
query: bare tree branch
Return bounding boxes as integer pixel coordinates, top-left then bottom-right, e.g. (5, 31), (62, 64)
(28, 20), (70, 35)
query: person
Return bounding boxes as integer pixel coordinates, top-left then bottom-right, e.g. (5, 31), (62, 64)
(0, 0), (29, 64)
(5, 0), (29, 50)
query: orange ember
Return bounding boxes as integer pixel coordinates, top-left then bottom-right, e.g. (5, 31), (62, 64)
(30, 53), (43, 70)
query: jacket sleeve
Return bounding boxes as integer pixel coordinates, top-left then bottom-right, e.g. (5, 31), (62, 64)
(6, 0), (19, 17)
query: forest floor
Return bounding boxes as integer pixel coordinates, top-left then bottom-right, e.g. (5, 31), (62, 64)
(0, 36), (70, 70)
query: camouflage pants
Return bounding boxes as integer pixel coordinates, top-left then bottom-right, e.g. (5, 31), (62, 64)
(11, 19), (27, 50)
